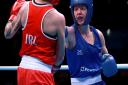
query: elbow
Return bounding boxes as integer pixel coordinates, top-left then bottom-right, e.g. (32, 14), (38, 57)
(4, 32), (12, 39)
(4, 28), (13, 39)
(4, 35), (11, 39)
(4, 22), (14, 39)
(5, 36), (12, 39)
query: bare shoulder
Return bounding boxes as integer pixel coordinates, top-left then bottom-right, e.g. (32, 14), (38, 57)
(19, 1), (29, 26)
(43, 9), (65, 32)
(66, 26), (74, 33)
(66, 26), (75, 40)
(96, 29), (104, 39)
(47, 9), (65, 23)
(65, 26), (76, 48)
(95, 29), (108, 53)
(19, 1), (29, 14)
(95, 29), (106, 46)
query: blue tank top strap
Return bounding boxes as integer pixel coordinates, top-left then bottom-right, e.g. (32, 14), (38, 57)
(91, 26), (102, 47)
(65, 26), (68, 38)
(73, 24), (78, 33)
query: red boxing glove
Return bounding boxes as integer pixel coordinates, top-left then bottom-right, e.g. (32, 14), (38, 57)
(9, 0), (25, 21)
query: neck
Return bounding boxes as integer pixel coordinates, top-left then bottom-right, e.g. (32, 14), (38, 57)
(78, 24), (90, 34)
(34, 0), (50, 4)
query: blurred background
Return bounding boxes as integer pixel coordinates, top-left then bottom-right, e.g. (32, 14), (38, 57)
(0, 0), (128, 85)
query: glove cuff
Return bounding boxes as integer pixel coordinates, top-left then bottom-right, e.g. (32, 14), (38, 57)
(53, 64), (61, 68)
(102, 54), (111, 61)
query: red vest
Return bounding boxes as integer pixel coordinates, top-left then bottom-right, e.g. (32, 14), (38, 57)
(19, 2), (57, 65)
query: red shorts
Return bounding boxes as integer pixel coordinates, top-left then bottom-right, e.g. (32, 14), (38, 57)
(17, 67), (55, 85)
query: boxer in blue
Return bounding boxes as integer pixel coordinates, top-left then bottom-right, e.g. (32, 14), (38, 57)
(65, 0), (118, 85)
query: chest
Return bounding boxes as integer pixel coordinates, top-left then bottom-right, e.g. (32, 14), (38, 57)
(81, 32), (95, 45)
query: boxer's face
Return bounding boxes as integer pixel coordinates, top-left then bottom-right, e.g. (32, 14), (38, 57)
(74, 5), (87, 25)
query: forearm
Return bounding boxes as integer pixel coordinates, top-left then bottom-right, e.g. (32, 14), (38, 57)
(55, 49), (65, 66)
(101, 46), (108, 55)
(51, 48), (64, 74)
(51, 50), (64, 74)
(55, 39), (65, 66)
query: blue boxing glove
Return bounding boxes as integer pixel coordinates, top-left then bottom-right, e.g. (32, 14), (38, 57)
(102, 54), (118, 77)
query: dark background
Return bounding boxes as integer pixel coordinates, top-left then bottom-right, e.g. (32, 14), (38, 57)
(0, 0), (128, 85)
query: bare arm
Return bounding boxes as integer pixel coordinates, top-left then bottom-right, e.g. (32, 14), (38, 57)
(4, 13), (21, 39)
(97, 29), (118, 77)
(65, 26), (76, 49)
(43, 9), (65, 67)
(96, 29), (108, 54)
(4, 2), (27, 39)
(55, 13), (65, 66)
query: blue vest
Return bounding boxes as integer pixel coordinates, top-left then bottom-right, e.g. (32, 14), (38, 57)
(66, 26), (102, 78)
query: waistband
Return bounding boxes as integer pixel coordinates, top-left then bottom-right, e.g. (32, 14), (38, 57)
(19, 55), (52, 73)
(71, 74), (102, 85)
